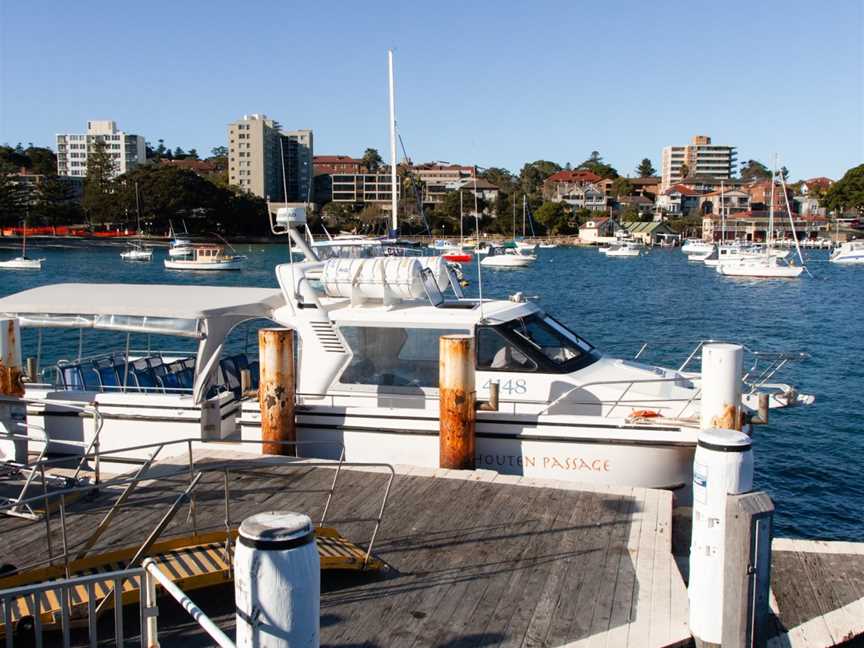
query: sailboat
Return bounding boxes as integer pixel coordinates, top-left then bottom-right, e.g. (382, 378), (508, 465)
(120, 182), (153, 261)
(441, 191), (472, 262)
(717, 160), (804, 279)
(515, 196), (538, 252)
(482, 194), (536, 267)
(0, 217), (45, 270)
(168, 220), (194, 258)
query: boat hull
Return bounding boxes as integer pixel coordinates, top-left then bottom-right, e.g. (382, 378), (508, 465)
(717, 263), (803, 278)
(0, 257), (43, 269)
(164, 259), (243, 271)
(481, 256), (535, 267)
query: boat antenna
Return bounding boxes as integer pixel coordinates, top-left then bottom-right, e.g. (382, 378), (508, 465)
(279, 136), (298, 294)
(473, 168), (485, 320)
(777, 156), (811, 277)
(388, 48), (399, 237)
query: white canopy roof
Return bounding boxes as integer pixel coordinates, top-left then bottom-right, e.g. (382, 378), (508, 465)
(0, 283), (284, 321)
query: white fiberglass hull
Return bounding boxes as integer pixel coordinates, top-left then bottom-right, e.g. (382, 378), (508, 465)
(168, 246), (194, 258)
(606, 248), (640, 257)
(164, 258), (243, 271)
(830, 253), (864, 264)
(239, 401), (696, 491)
(0, 257), (43, 269)
(121, 250), (153, 261)
(481, 255), (536, 267)
(717, 260), (803, 278)
(687, 250), (713, 262)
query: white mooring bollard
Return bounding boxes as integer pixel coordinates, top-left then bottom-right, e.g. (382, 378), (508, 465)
(700, 343), (744, 431)
(0, 318), (27, 464)
(234, 511), (320, 647)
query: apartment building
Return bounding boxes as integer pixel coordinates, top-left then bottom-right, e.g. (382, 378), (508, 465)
(314, 155), (364, 175)
(411, 163), (475, 204)
(56, 120), (145, 179)
(227, 114), (313, 202)
(660, 135), (737, 191)
(331, 174), (395, 204)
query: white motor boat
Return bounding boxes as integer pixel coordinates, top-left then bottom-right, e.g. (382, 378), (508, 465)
(1, 208), (813, 494)
(168, 238), (195, 258)
(480, 246), (536, 267)
(681, 239), (713, 256)
(829, 240), (864, 264)
(515, 240), (538, 253)
(605, 242), (641, 257)
(120, 245), (153, 262)
(538, 243), (558, 249)
(687, 246), (715, 262)
(703, 243), (762, 267)
(164, 245), (244, 271)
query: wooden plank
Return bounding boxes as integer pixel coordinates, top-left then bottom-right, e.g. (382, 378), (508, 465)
(772, 550), (835, 648)
(648, 492), (673, 647)
(408, 482), (561, 648)
(625, 487), (660, 647)
(600, 488), (646, 648)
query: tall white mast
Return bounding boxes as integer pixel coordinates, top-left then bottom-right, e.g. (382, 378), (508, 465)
(768, 156), (776, 251)
(388, 49), (398, 234)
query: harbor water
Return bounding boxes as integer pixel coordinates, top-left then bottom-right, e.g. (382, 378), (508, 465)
(1, 242), (861, 541)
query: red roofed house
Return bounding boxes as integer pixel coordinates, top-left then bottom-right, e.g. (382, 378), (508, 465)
(542, 170), (603, 202)
(578, 216), (620, 243)
(745, 180), (796, 214)
(800, 177), (834, 195)
(313, 155), (364, 175)
(656, 184), (701, 216)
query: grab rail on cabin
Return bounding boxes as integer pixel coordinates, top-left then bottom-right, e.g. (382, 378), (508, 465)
(0, 438), (393, 579)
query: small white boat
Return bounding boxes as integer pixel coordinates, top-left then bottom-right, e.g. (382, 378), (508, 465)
(829, 240), (864, 265)
(681, 239), (713, 255)
(539, 243), (558, 249)
(164, 245), (245, 271)
(480, 246), (536, 267)
(0, 256), (44, 270)
(120, 245), (153, 261)
(121, 183), (152, 262)
(168, 238), (195, 258)
(515, 240), (538, 253)
(605, 242), (641, 257)
(717, 256), (804, 278)
(687, 246), (715, 262)
(0, 222), (44, 270)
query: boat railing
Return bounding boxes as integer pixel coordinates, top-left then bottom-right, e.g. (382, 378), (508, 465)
(294, 378), (701, 420)
(0, 396), (105, 519)
(633, 339), (809, 390)
(0, 560), (235, 648)
(0, 437), (393, 579)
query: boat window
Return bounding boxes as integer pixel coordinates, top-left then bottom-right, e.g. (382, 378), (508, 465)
(338, 326), (467, 389)
(477, 327), (537, 372)
(508, 314), (592, 366)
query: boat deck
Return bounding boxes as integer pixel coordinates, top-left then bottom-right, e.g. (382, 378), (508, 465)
(0, 452), (690, 647)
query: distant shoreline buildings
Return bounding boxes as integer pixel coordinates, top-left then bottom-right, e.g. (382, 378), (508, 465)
(56, 120), (145, 179)
(660, 135), (736, 192)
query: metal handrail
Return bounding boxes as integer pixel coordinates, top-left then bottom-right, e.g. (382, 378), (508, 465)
(141, 558), (235, 648)
(0, 438), (392, 577)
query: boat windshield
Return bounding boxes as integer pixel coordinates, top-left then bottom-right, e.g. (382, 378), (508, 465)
(478, 313), (597, 373)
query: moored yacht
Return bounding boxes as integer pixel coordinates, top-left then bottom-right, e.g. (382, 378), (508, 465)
(0, 207), (813, 494)
(164, 244), (245, 270)
(829, 240), (864, 265)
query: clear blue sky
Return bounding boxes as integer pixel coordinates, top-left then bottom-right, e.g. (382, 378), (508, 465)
(1, 0), (861, 180)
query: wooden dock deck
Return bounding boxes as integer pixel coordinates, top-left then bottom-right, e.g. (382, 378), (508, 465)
(0, 452), (691, 647)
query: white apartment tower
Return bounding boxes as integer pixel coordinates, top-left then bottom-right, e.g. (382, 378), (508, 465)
(660, 135), (737, 191)
(56, 120), (146, 178)
(227, 114), (313, 202)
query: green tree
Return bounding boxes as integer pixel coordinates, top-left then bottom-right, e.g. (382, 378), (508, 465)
(637, 158), (656, 177)
(533, 201), (571, 235)
(481, 167), (517, 194)
(610, 177), (634, 198)
(211, 146), (228, 158)
(679, 163), (690, 180)
(577, 151), (618, 179)
(362, 148), (383, 172)
(82, 139), (117, 225)
(740, 160), (771, 182)
(518, 160), (561, 198)
(0, 161), (25, 226)
(24, 146), (57, 176)
(188, 148), (199, 160)
(619, 205), (640, 222)
(824, 164), (864, 215)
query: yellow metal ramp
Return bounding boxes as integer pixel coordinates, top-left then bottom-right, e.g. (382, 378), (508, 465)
(0, 527), (383, 635)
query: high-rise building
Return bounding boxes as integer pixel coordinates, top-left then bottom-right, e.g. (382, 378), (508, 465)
(660, 135), (736, 191)
(56, 120), (145, 179)
(227, 114), (313, 202)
